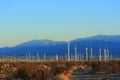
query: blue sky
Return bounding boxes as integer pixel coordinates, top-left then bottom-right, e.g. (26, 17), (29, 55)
(0, 0), (120, 47)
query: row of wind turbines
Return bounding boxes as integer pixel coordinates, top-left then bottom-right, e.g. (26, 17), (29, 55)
(67, 42), (111, 62)
(0, 42), (119, 62)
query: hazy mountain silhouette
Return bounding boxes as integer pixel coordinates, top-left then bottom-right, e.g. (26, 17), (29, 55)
(73, 35), (120, 42)
(0, 35), (120, 57)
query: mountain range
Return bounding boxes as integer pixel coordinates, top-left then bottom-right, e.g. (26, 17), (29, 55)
(0, 35), (120, 57)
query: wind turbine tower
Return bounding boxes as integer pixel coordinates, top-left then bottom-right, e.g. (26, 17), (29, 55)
(90, 47), (93, 60)
(44, 53), (46, 61)
(56, 54), (58, 61)
(29, 52), (31, 61)
(107, 48), (109, 61)
(86, 47), (88, 61)
(104, 49), (107, 61)
(99, 48), (102, 61)
(37, 52), (40, 61)
(74, 46), (77, 61)
(68, 42), (70, 62)
(26, 53), (28, 61)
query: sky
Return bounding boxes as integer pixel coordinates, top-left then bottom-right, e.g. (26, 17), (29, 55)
(0, 0), (120, 47)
